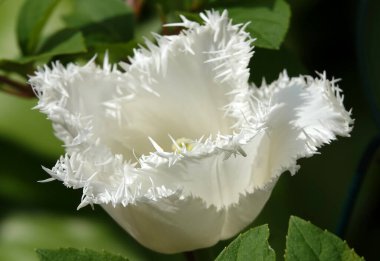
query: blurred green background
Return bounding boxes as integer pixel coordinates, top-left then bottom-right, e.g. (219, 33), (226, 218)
(0, 0), (379, 260)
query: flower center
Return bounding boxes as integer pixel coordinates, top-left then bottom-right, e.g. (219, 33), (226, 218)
(171, 137), (194, 152)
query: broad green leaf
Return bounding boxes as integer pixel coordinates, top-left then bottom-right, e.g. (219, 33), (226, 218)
(216, 225), (275, 261)
(19, 31), (87, 64)
(226, 0), (291, 49)
(36, 248), (128, 261)
(17, 0), (61, 55)
(285, 216), (364, 261)
(63, 0), (134, 45)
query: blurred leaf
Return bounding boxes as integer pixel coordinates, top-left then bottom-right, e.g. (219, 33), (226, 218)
(0, 92), (62, 158)
(215, 225), (275, 261)
(0, 213), (148, 261)
(0, 137), (71, 208)
(64, 0), (131, 28)
(91, 41), (138, 64)
(134, 15), (162, 42)
(1, 31), (86, 84)
(19, 31), (87, 64)
(285, 216), (363, 261)
(17, 0), (61, 55)
(38, 29), (87, 55)
(175, 11), (203, 24)
(0, 59), (33, 76)
(153, 0), (195, 13)
(64, 0), (134, 45)
(226, 0), (291, 49)
(36, 248), (128, 261)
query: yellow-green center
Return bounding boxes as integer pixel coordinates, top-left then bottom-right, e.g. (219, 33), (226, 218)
(171, 138), (194, 152)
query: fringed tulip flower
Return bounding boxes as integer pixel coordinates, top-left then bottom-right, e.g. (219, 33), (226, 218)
(30, 10), (353, 253)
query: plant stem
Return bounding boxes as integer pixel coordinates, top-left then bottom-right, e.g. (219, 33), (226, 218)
(337, 135), (380, 237)
(0, 75), (35, 98)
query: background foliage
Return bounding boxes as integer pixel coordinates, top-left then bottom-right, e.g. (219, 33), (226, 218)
(0, 0), (378, 260)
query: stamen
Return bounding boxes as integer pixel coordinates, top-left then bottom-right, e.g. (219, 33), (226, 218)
(171, 137), (194, 152)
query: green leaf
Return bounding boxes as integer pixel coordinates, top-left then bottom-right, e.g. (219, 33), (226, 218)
(0, 59), (33, 75)
(38, 29), (87, 55)
(0, 92), (63, 158)
(216, 225), (275, 261)
(17, 0), (61, 55)
(36, 248), (128, 261)
(19, 31), (87, 64)
(175, 11), (203, 24)
(152, 0), (195, 13)
(91, 41), (138, 63)
(1, 31), (86, 67)
(226, 0), (291, 49)
(0, 213), (140, 260)
(63, 0), (134, 45)
(285, 216), (364, 261)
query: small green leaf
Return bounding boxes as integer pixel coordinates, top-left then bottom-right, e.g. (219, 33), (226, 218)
(226, 0), (291, 49)
(216, 225), (275, 261)
(63, 0), (134, 45)
(17, 0), (61, 55)
(285, 216), (364, 261)
(36, 248), (128, 261)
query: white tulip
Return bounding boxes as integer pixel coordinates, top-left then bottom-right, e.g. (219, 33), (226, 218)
(30, 10), (353, 253)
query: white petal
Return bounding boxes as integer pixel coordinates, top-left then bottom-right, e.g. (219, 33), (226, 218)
(248, 71), (353, 186)
(29, 60), (130, 154)
(39, 71), (352, 209)
(102, 181), (274, 254)
(101, 72), (354, 254)
(110, 10), (253, 156)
